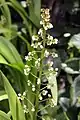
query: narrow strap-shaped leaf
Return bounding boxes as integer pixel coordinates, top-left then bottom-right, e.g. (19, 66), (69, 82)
(0, 37), (24, 71)
(0, 71), (26, 120)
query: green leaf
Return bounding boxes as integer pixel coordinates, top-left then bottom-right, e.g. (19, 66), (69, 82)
(0, 71), (26, 120)
(33, 0), (41, 21)
(0, 54), (8, 64)
(0, 0), (11, 27)
(0, 94), (8, 101)
(28, 0), (40, 27)
(0, 111), (11, 120)
(68, 33), (80, 49)
(0, 37), (24, 71)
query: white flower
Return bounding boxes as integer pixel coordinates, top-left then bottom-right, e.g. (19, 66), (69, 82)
(32, 35), (39, 41)
(32, 85), (35, 91)
(27, 80), (31, 86)
(48, 94), (51, 98)
(25, 56), (28, 61)
(40, 45), (43, 49)
(55, 68), (58, 71)
(23, 105), (27, 109)
(18, 93), (21, 97)
(23, 91), (26, 96)
(24, 65), (30, 76)
(53, 38), (58, 44)
(37, 78), (40, 85)
(44, 50), (49, 57)
(48, 23), (53, 29)
(21, 1), (27, 8)
(40, 21), (43, 25)
(42, 90), (48, 96)
(31, 107), (35, 112)
(38, 28), (43, 35)
(39, 94), (43, 100)
(47, 34), (53, 40)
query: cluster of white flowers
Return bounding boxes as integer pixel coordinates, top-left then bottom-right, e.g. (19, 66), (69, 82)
(25, 51), (36, 61)
(51, 52), (58, 58)
(31, 35), (43, 49)
(18, 91), (26, 101)
(40, 8), (53, 30)
(31, 8), (58, 50)
(47, 34), (58, 46)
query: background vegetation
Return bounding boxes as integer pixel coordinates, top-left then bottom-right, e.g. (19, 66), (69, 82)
(0, 0), (80, 120)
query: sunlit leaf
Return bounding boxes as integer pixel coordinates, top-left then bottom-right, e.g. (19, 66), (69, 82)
(0, 37), (24, 71)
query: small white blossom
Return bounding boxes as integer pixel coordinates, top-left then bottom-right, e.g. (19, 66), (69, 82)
(24, 65), (30, 76)
(42, 90), (48, 96)
(53, 38), (58, 44)
(40, 21), (43, 25)
(18, 93), (21, 97)
(44, 50), (49, 57)
(31, 107), (35, 112)
(40, 45), (43, 49)
(39, 94), (43, 100)
(38, 28), (43, 36)
(32, 35), (39, 41)
(32, 85), (35, 91)
(23, 91), (26, 96)
(25, 56), (28, 61)
(48, 94), (51, 98)
(23, 105), (27, 109)
(48, 23), (53, 29)
(27, 80), (31, 86)
(55, 68), (58, 71)
(37, 78), (40, 85)
(47, 34), (53, 40)
(21, 1), (27, 8)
